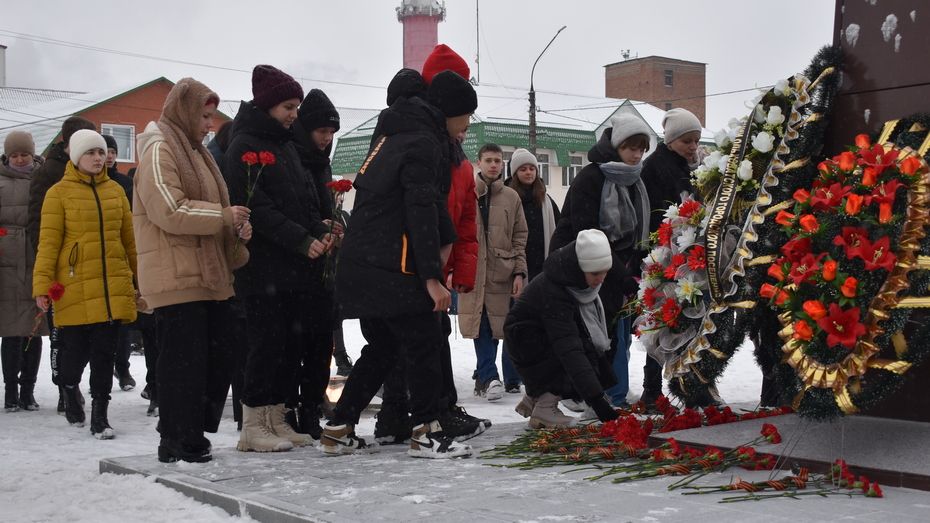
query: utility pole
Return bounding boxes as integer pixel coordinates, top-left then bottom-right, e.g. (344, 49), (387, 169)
(528, 25), (566, 155)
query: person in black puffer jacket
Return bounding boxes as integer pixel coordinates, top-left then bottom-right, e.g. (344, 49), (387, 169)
(505, 230), (620, 429)
(225, 65), (332, 453)
(637, 108), (705, 409)
(320, 71), (475, 460)
(289, 87), (348, 433)
(549, 113), (653, 410)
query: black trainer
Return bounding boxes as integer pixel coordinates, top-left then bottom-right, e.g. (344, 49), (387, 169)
(439, 408), (486, 442)
(114, 369), (136, 391)
(374, 402), (411, 445)
(298, 404), (323, 440)
(62, 385), (85, 427)
(18, 387), (39, 411)
(452, 405), (491, 428)
(4, 386), (18, 412)
(158, 437), (212, 463)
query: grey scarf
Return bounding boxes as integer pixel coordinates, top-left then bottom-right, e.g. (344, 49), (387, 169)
(566, 284), (611, 354)
(599, 162), (650, 250)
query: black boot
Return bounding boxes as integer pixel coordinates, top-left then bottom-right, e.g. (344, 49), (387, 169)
(285, 407), (301, 433)
(57, 386), (65, 414)
(374, 401), (411, 445)
(114, 368), (136, 391)
(158, 438), (212, 463)
(62, 385), (86, 427)
(90, 396), (115, 439)
(18, 383), (39, 411)
(146, 389), (158, 417)
(4, 385), (19, 412)
(333, 348), (353, 377)
(298, 404), (323, 440)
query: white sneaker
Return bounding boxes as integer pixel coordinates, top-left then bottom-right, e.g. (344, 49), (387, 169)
(408, 421), (473, 459)
(485, 380), (504, 402)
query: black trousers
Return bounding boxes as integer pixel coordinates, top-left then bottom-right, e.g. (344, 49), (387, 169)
(227, 297), (248, 423)
(332, 312), (443, 427)
(58, 322), (118, 398)
(242, 290), (333, 408)
(1, 337), (42, 391)
(114, 323), (134, 375)
(643, 355), (663, 392)
(136, 312), (159, 394)
(46, 308), (63, 386)
(380, 312), (457, 412)
(156, 301), (235, 445)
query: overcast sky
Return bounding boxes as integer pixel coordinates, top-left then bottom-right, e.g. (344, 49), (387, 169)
(1, 0), (836, 132)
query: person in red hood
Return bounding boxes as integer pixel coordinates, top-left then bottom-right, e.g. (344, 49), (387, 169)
(373, 45), (489, 446)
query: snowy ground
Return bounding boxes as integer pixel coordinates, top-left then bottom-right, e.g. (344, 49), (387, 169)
(0, 319), (768, 522)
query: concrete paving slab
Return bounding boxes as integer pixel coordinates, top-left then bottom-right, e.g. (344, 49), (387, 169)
(101, 421), (930, 522)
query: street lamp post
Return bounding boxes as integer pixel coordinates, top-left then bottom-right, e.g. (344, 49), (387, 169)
(528, 25), (567, 156)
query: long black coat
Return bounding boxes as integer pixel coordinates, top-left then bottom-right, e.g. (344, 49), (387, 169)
(549, 129), (645, 319)
(225, 101), (329, 296)
(640, 142), (696, 233)
(504, 242), (616, 401)
(335, 96), (453, 319)
(292, 119), (334, 222)
(27, 141), (69, 251)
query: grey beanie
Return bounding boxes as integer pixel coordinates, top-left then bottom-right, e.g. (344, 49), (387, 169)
(509, 148), (537, 173)
(575, 229), (612, 273)
(662, 108), (702, 144)
(609, 113), (653, 149)
(3, 131), (35, 156)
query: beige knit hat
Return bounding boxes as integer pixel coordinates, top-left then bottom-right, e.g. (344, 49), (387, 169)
(509, 148), (538, 173)
(68, 129), (107, 165)
(662, 108), (702, 144)
(575, 229), (612, 273)
(3, 131), (35, 156)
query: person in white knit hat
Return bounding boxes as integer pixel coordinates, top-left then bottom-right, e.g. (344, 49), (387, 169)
(504, 229), (621, 428)
(32, 129), (138, 440)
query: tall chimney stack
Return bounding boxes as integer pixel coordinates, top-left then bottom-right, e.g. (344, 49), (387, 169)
(396, 0), (446, 72)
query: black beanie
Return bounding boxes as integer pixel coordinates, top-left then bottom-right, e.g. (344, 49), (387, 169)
(102, 134), (118, 153)
(298, 89), (340, 132)
(427, 71), (477, 117)
(386, 68), (427, 106)
(251, 64), (304, 111)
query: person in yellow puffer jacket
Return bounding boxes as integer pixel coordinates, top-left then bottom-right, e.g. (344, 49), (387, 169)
(33, 129), (137, 440)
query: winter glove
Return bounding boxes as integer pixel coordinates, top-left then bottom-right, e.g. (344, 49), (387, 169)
(586, 395), (620, 422)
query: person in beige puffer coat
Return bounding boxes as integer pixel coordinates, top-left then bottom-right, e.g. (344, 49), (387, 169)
(457, 143), (528, 402)
(133, 77), (251, 464)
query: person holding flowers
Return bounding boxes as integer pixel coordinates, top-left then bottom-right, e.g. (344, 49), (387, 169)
(134, 78), (251, 461)
(225, 65), (333, 453)
(33, 129), (137, 439)
(1, 131), (48, 412)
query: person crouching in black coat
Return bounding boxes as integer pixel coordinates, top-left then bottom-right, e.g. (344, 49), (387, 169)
(320, 71), (474, 460)
(505, 230), (621, 429)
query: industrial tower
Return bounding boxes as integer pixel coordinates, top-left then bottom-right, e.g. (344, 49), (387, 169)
(396, 0), (446, 71)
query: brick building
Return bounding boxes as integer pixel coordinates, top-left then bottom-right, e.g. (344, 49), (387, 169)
(604, 56), (706, 125)
(0, 77), (231, 171)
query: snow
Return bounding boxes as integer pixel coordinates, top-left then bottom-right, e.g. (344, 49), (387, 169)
(0, 320), (774, 521)
(881, 14), (898, 42)
(845, 23), (861, 47)
(864, 108), (872, 124)
(895, 33), (902, 52)
(910, 10), (916, 22)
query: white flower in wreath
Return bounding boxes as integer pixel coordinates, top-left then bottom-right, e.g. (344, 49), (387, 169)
(703, 150), (723, 170)
(698, 211), (711, 235)
(774, 78), (791, 96)
(692, 164), (712, 185)
(713, 129), (731, 148)
(717, 154), (730, 173)
(675, 226), (697, 250)
(753, 104), (766, 123)
(751, 131), (775, 153)
(646, 246), (671, 265)
(663, 204), (680, 220)
(766, 106), (785, 126)
(737, 159), (754, 181)
(675, 274), (704, 303)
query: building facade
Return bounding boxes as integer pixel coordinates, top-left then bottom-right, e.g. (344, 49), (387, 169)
(605, 56), (706, 126)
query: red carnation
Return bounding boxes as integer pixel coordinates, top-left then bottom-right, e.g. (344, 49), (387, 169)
(760, 423), (782, 444)
(48, 282), (66, 302)
(736, 446), (757, 461)
(678, 200), (701, 219)
(686, 245), (706, 271)
(657, 222), (673, 247)
(816, 304), (866, 350)
(643, 287), (659, 308)
(258, 151), (276, 166)
(867, 482), (883, 498)
(661, 299), (682, 328)
(327, 179), (354, 193)
(241, 151), (258, 166)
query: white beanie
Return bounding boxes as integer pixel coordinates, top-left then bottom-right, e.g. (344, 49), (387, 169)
(68, 129), (108, 166)
(610, 113), (653, 149)
(661, 108), (702, 144)
(575, 229), (612, 273)
(509, 148), (537, 173)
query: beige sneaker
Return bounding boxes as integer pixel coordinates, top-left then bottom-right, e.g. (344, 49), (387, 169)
(236, 405), (294, 452)
(266, 403), (314, 447)
(320, 423), (374, 456)
(528, 393), (578, 429)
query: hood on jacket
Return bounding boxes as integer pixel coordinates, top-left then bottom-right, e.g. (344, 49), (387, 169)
(543, 240), (589, 289)
(0, 155), (44, 178)
(587, 128), (622, 164)
(136, 121), (165, 159)
(230, 100), (292, 144)
(292, 119), (332, 168)
(386, 68), (427, 106)
(161, 78), (220, 146)
(374, 95), (446, 140)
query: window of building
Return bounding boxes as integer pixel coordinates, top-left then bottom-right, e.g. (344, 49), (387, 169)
(665, 102), (673, 110)
(664, 69), (673, 87)
(502, 150), (513, 177)
(100, 124), (135, 163)
(536, 153), (550, 185)
(563, 154), (584, 186)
